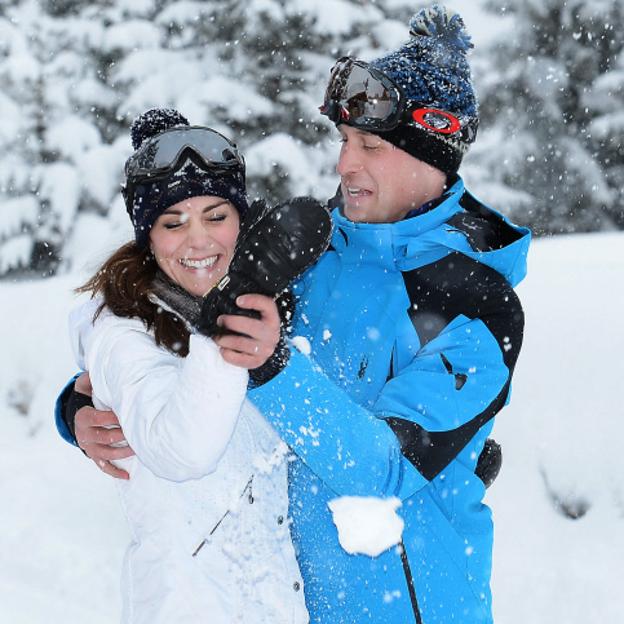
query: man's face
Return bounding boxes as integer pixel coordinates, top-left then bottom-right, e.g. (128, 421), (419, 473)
(336, 125), (447, 224)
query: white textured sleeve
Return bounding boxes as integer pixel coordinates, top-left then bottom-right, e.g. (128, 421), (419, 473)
(86, 318), (248, 482)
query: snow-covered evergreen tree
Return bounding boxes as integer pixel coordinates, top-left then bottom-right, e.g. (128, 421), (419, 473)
(0, 0), (124, 277)
(473, 0), (624, 235)
(113, 0), (414, 202)
(0, 0), (49, 276)
(0, 0), (438, 278)
(584, 1), (624, 228)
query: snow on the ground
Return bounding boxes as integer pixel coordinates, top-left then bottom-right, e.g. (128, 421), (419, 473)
(487, 232), (624, 624)
(0, 274), (127, 623)
(1, 232), (623, 623)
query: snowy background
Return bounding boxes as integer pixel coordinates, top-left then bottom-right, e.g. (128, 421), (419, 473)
(1, 0), (623, 622)
(3, 232), (623, 623)
(1, 0), (623, 279)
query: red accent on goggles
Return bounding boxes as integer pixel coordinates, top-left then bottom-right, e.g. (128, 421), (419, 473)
(411, 108), (461, 135)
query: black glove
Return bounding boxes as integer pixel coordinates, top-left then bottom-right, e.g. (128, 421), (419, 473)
(196, 196), (332, 336)
(475, 438), (502, 488)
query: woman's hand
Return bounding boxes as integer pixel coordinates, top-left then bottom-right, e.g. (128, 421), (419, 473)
(213, 294), (280, 369)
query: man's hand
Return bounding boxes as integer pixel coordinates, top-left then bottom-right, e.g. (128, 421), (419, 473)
(74, 373), (135, 480)
(74, 371), (92, 396)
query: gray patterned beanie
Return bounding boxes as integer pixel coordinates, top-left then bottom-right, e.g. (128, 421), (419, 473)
(127, 108), (248, 249)
(369, 4), (479, 175)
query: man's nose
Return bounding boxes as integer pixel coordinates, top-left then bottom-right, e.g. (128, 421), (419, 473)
(336, 143), (362, 177)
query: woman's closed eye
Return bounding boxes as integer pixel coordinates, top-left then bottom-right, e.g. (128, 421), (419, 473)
(206, 213), (226, 223)
(161, 213), (226, 229)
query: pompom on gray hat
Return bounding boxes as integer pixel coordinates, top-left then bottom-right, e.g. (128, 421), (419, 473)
(364, 4), (479, 175)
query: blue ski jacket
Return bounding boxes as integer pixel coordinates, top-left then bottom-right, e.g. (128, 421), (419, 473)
(248, 177), (531, 623)
(55, 176), (530, 623)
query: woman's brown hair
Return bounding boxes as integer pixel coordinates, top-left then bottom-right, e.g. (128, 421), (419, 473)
(78, 242), (190, 356)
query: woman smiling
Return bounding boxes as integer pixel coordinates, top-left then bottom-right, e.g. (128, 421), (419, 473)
(69, 108), (329, 623)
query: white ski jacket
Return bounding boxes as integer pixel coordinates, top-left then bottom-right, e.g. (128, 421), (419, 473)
(70, 299), (307, 624)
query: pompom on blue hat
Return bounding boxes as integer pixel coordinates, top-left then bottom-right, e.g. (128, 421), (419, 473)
(369, 4), (479, 175)
(127, 108), (248, 249)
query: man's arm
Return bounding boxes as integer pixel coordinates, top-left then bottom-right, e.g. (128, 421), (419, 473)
(55, 374), (81, 445)
(55, 373), (135, 479)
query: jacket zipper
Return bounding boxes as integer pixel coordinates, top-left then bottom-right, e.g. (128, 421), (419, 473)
(192, 475), (254, 557)
(389, 353), (423, 622)
(399, 540), (423, 624)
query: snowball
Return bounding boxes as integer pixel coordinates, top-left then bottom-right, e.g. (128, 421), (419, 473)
(291, 335), (311, 355)
(328, 496), (404, 557)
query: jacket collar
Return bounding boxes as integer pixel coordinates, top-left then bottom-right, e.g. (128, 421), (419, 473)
(328, 176), (531, 286)
(330, 177), (466, 270)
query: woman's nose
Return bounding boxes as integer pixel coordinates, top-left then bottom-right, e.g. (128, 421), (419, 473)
(186, 219), (214, 250)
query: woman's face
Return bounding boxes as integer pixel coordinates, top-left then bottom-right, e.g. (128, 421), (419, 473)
(149, 195), (240, 297)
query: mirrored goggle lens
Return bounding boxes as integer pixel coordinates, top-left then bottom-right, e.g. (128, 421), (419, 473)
(323, 62), (399, 126)
(129, 128), (242, 176)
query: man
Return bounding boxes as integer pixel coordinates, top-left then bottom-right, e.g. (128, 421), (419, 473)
(57, 5), (530, 623)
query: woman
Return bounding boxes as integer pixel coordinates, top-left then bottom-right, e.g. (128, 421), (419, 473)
(70, 108), (327, 623)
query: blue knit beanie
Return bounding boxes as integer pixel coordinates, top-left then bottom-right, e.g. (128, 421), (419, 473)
(369, 4), (478, 175)
(126, 108), (248, 249)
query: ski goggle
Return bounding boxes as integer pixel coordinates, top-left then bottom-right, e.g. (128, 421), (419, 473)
(320, 57), (476, 142)
(122, 126), (245, 210)
(124, 126), (244, 180)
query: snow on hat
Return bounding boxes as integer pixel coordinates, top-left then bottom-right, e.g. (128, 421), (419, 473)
(369, 4), (479, 175)
(127, 108), (248, 249)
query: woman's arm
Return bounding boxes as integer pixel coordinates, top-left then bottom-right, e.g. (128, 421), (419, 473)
(57, 294), (282, 481)
(87, 316), (248, 482)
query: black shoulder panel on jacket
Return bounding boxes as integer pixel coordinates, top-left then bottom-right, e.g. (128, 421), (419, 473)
(386, 380), (509, 482)
(451, 192), (525, 252)
(389, 251), (525, 481)
(403, 251), (524, 372)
